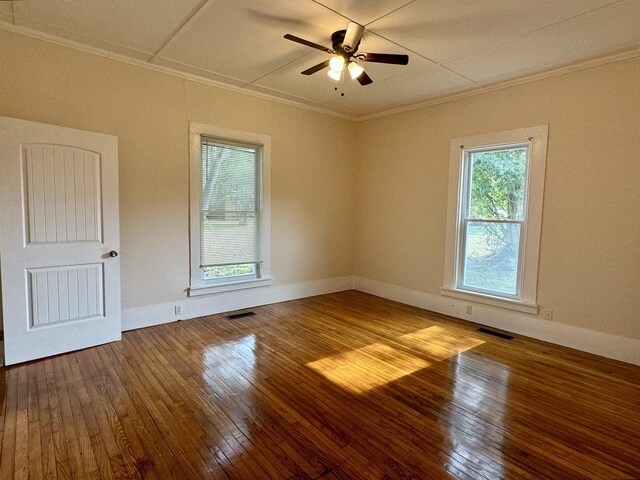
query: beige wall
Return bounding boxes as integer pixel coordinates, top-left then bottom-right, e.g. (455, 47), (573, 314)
(354, 57), (640, 340)
(2, 28), (639, 342)
(0, 29), (356, 309)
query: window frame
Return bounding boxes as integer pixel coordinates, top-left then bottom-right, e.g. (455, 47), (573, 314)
(457, 142), (530, 299)
(189, 123), (271, 296)
(442, 126), (548, 314)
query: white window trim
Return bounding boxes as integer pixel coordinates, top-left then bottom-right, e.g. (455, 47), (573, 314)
(442, 125), (548, 314)
(189, 122), (272, 296)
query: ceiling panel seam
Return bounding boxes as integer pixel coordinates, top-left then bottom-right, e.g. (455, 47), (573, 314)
(149, 0), (212, 62)
(366, 29), (436, 63)
(246, 51), (319, 85)
(439, 64), (480, 85)
(362, 0), (418, 26)
(308, 0), (351, 23)
(439, 0), (629, 67)
(512, 0), (626, 39)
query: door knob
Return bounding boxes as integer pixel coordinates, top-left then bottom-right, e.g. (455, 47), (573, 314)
(109, 250), (119, 257)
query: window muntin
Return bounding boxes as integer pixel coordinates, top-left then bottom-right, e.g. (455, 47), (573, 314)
(200, 137), (263, 283)
(457, 144), (530, 299)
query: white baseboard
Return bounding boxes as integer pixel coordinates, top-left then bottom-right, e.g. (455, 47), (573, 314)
(354, 276), (640, 366)
(121, 274), (640, 366)
(121, 302), (177, 331)
(122, 276), (355, 332)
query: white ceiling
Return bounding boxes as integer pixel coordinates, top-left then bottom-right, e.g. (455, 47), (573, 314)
(2, 0), (639, 118)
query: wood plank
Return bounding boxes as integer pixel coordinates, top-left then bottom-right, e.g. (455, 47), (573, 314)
(0, 291), (639, 479)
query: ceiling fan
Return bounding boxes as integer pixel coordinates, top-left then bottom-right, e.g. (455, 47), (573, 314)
(284, 22), (409, 86)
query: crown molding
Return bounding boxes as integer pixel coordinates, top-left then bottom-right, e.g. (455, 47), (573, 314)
(357, 45), (640, 121)
(0, 21), (357, 122)
(2, 20), (639, 124)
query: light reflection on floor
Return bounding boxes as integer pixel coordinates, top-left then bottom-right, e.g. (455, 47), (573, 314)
(398, 326), (485, 360)
(307, 343), (431, 394)
(306, 326), (485, 393)
(201, 326), (504, 475)
(202, 333), (257, 397)
(443, 354), (511, 479)
(197, 334), (259, 473)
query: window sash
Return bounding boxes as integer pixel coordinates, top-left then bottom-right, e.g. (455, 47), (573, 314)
(199, 137), (263, 275)
(456, 144), (531, 300)
(457, 218), (525, 299)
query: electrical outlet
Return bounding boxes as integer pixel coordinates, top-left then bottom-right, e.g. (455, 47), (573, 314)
(466, 305), (473, 315)
(174, 305), (182, 316)
(543, 309), (553, 321)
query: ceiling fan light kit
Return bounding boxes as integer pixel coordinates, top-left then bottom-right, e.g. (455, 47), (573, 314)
(284, 21), (409, 89)
(327, 69), (341, 81)
(329, 55), (345, 73)
(348, 61), (364, 79)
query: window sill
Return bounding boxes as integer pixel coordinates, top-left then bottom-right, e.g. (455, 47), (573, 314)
(440, 287), (538, 314)
(189, 277), (273, 297)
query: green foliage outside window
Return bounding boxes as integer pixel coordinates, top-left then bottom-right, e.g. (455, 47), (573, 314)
(464, 147), (527, 294)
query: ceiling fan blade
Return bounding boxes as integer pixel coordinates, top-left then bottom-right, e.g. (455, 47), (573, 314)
(361, 52), (409, 65)
(343, 22), (365, 52)
(357, 71), (373, 86)
(301, 60), (331, 75)
(284, 34), (332, 53)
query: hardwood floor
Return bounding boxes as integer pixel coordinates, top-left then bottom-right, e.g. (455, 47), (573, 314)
(1, 291), (639, 479)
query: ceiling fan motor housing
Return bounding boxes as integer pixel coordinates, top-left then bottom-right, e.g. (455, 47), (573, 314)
(331, 29), (360, 56)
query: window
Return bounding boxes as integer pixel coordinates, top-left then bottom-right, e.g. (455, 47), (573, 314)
(442, 126), (548, 313)
(189, 123), (271, 295)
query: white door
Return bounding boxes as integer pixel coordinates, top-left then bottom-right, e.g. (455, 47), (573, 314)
(0, 116), (121, 365)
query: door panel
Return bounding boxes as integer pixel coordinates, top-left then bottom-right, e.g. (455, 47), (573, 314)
(28, 263), (104, 326)
(24, 144), (103, 244)
(0, 116), (120, 365)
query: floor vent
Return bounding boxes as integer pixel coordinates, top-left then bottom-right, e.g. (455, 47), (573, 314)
(477, 327), (514, 340)
(226, 311), (256, 320)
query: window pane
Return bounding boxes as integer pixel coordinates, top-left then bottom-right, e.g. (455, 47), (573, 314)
(200, 138), (261, 268)
(202, 213), (257, 266)
(202, 142), (257, 214)
(203, 263), (256, 280)
(462, 221), (521, 295)
(469, 147), (527, 220)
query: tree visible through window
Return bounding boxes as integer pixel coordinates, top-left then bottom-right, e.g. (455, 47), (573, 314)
(460, 146), (528, 296)
(444, 126), (547, 312)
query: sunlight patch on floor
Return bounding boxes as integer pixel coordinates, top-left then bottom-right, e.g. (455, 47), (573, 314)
(307, 343), (430, 394)
(307, 326), (485, 393)
(397, 326), (485, 361)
